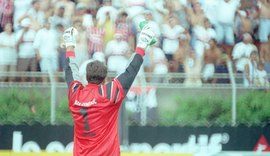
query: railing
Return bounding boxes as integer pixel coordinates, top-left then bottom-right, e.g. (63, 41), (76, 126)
(0, 69), (269, 126)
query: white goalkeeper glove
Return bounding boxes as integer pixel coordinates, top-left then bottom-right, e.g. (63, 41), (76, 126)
(62, 27), (78, 48)
(137, 23), (157, 50)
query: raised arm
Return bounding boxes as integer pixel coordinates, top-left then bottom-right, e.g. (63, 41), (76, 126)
(65, 47), (80, 87)
(115, 24), (156, 95)
(62, 27), (80, 87)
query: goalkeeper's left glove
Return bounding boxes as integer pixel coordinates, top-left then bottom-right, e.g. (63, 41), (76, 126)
(136, 23), (157, 50)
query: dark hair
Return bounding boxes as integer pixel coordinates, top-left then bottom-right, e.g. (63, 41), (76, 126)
(86, 60), (107, 84)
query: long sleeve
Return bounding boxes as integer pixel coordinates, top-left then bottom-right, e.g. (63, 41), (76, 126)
(116, 51), (144, 95)
(64, 52), (80, 88)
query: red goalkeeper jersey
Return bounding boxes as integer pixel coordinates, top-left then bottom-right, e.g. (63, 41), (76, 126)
(65, 48), (144, 156)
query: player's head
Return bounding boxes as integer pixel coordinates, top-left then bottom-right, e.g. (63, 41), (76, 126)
(86, 60), (107, 85)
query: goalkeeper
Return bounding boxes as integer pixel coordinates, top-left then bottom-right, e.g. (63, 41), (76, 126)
(63, 23), (156, 156)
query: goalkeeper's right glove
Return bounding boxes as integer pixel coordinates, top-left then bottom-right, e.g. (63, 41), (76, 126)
(62, 27), (78, 48)
(136, 23), (156, 50)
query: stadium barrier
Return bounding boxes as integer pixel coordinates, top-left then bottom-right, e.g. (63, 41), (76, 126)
(1, 125), (270, 153)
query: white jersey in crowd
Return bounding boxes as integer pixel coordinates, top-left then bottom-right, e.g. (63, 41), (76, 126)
(216, 0), (240, 24)
(146, 20), (161, 38)
(151, 47), (168, 75)
(105, 39), (129, 74)
(33, 28), (58, 58)
(0, 32), (17, 65)
(13, 0), (32, 31)
(16, 28), (37, 58)
(145, 0), (168, 24)
(199, 0), (219, 25)
(96, 5), (118, 25)
(255, 69), (269, 87)
(162, 24), (185, 55)
(232, 42), (258, 72)
(27, 7), (45, 27)
(193, 25), (216, 57)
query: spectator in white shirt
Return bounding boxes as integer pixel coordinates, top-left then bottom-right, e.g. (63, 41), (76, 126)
(254, 61), (269, 88)
(232, 33), (258, 84)
(257, 0), (270, 74)
(199, 0), (219, 26)
(0, 23), (17, 82)
(72, 3), (93, 29)
(26, 0), (45, 30)
(161, 14), (185, 69)
(145, 0), (168, 24)
(193, 18), (216, 59)
(146, 41), (168, 83)
(16, 18), (37, 82)
(33, 20), (59, 83)
(53, 0), (75, 19)
(215, 0), (240, 46)
(49, 6), (71, 30)
(143, 10), (161, 39)
(13, 0), (32, 32)
(96, 1), (118, 26)
(105, 33), (130, 74)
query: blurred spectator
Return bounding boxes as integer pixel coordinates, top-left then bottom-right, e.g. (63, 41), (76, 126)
(96, 0), (118, 26)
(232, 33), (258, 84)
(254, 61), (269, 87)
(55, 23), (66, 72)
(125, 0), (145, 35)
(257, 0), (270, 73)
(184, 50), (202, 87)
(87, 17), (105, 54)
(0, 0), (13, 31)
(0, 23), (17, 82)
(40, 0), (54, 18)
(73, 20), (89, 66)
(115, 11), (135, 50)
(199, 0), (219, 27)
(49, 5), (71, 30)
(142, 10), (161, 38)
(214, 54), (230, 84)
(243, 51), (259, 87)
(235, 10), (253, 42)
(165, 0), (189, 29)
(105, 33), (130, 74)
(186, 0), (205, 27)
(26, 0), (45, 30)
(13, 0), (32, 32)
(192, 18), (216, 61)
(215, 0), (241, 57)
(173, 33), (192, 73)
(33, 20), (58, 83)
(53, 0), (75, 19)
(73, 2), (93, 28)
(146, 41), (168, 83)
(112, 0), (125, 9)
(80, 0), (99, 15)
(16, 18), (37, 82)
(202, 39), (222, 83)
(126, 0), (146, 20)
(161, 14), (185, 72)
(100, 11), (116, 46)
(145, 0), (168, 24)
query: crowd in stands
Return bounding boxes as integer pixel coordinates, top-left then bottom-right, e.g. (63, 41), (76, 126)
(0, 0), (269, 88)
